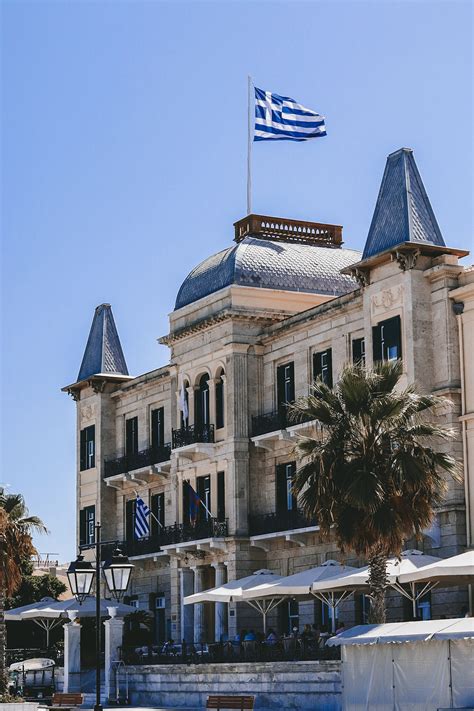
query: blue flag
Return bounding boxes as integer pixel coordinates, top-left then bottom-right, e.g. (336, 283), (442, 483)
(134, 495), (151, 539)
(254, 86), (326, 142)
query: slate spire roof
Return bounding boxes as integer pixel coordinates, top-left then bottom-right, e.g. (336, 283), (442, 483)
(77, 303), (129, 382)
(362, 148), (445, 260)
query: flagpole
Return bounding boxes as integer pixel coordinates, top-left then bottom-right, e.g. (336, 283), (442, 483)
(247, 75), (253, 215)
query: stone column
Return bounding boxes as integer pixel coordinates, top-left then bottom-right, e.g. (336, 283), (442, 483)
(212, 562), (228, 641)
(104, 609), (124, 702)
(192, 566), (206, 644)
(180, 568), (195, 643)
(63, 615), (81, 693)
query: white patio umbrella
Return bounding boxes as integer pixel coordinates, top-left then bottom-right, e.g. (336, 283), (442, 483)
(5, 597), (63, 648)
(311, 550), (444, 619)
(397, 550), (474, 614)
(241, 560), (358, 633)
(183, 569), (282, 634)
(20, 595), (137, 622)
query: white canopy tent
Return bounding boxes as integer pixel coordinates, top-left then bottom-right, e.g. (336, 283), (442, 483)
(241, 560), (358, 633)
(327, 619), (474, 710)
(311, 550), (443, 618)
(183, 569), (283, 634)
(5, 597), (63, 648)
(20, 595), (137, 621)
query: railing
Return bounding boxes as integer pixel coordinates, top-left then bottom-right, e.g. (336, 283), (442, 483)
(249, 509), (316, 536)
(103, 444), (171, 478)
(172, 424), (215, 449)
(120, 639), (340, 665)
(233, 214), (343, 247)
(252, 409), (317, 437)
(82, 518), (229, 558)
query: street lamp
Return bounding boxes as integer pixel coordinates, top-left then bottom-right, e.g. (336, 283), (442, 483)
(67, 555), (94, 604)
(68, 523), (134, 711)
(103, 548), (134, 601)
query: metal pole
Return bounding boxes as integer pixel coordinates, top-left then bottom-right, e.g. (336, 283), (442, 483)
(247, 75), (253, 215)
(95, 522), (102, 711)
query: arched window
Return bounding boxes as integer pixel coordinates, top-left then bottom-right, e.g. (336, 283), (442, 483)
(195, 374), (210, 429)
(215, 369), (225, 429)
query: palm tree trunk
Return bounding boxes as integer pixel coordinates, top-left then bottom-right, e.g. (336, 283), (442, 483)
(367, 547), (388, 624)
(0, 586), (7, 695)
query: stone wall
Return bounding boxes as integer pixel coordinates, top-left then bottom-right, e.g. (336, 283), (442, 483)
(122, 661), (341, 710)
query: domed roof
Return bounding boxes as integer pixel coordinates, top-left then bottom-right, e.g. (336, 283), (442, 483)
(175, 236), (361, 310)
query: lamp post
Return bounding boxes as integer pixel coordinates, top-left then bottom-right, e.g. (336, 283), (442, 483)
(67, 522), (134, 711)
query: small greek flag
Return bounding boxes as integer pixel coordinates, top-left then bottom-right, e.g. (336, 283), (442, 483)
(254, 87), (326, 142)
(135, 495), (150, 539)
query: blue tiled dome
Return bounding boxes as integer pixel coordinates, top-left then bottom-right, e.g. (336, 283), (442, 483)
(175, 237), (361, 310)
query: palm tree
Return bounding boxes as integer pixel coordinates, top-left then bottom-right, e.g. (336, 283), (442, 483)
(0, 492), (47, 693)
(290, 360), (459, 624)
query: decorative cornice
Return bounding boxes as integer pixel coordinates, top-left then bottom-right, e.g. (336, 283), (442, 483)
(160, 309), (283, 345)
(392, 247), (421, 271)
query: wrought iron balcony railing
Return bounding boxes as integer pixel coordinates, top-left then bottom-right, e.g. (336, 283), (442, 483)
(172, 423), (215, 449)
(81, 518), (229, 558)
(248, 509), (316, 536)
(251, 408), (316, 437)
(103, 444), (171, 478)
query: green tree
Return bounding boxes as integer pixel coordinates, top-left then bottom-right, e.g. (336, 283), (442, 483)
(290, 361), (459, 624)
(6, 572), (66, 610)
(0, 492), (47, 693)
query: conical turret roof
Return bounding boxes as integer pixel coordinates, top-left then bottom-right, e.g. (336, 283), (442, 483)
(362, 148), (445, 259)
(77, 303), (129, 381)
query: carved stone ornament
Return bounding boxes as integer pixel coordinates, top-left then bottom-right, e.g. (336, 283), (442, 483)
(351, 268), (370, 288)
(67, 388), (80, 402)
(394, 248), (421, 271)
(88, 379), (106, 394)
(80, 404), (95, 423)
(371, 285), (403, 316)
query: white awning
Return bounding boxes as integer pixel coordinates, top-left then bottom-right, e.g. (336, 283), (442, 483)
(327, 618), (474, 646)
(397, 550), (474, 586)
(183, 569), (282, 605)
(20, 596), (136, 619)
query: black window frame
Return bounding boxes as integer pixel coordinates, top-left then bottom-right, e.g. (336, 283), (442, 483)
(195, 375), (210, 429)
(151, 492), (165, 536)
(80, 425), (96, 471)
(197, 474), (211, 522)
(352, 337), (366, 366)
(372, 315), (402, 363)
(79, 504), (95, 546)
(217, 471), (225, 522)
(276, 462), (297, 514)
(276, 361), (295, 426)
(313, 348), (333, 387)
(151, 407), (165, 449)
(215, 373), (225, 430)
(125, 499), (136, 542)
(126, 416), (139, 456)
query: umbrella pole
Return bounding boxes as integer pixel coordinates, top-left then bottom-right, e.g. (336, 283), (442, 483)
(411, 584), (417, 619)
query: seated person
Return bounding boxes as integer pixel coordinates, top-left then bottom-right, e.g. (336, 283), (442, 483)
(266, 628), (278, 644)
(244, 629), (256, 641)
(301, 623), (314, 641)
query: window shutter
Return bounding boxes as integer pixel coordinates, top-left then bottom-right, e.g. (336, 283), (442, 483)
(126, 417), (138, 455)
(276, 365), (286, 413)
(126, 499), (135, 541)
(182, 481), (190, 525)
(216, 381), (224, 429)
(289, 462), (297, 510)
(313, 352), (322, 381)
(151, 492), (165, 536)
(217, 471), (225, 521)
(326, 349), (333, 388)
(275, 464), (287, 514)
(79, 508), (86, 546)
(386, 316), (402, 360)
(372, 324), (383, 362)
(151, 408), (164, 449)
(287, 362), (295, 402)
(80, 429), (86, 471)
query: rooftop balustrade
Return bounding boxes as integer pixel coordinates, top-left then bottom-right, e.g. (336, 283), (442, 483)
(103, 444), (171, 478)
(233, 214), (343, 247)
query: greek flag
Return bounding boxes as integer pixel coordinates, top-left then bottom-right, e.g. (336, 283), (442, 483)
(135, 495), (150, 539)
(254, 87), (326, 142)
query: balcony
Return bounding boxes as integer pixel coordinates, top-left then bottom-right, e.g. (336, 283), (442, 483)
(172, 424), (215, 449)
(103, 444), (171, 478)
(251, 408), (318, 451)
(80, 518), (228, 560)
(249, 509), (316, 536)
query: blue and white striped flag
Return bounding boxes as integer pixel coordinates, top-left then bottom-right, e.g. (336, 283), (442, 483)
(135, 495), (151, 539)
(254, 87), (326, 142)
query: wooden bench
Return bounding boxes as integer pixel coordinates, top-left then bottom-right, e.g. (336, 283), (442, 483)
(46, 692), (84, 709)
(206, 695), (255, 710)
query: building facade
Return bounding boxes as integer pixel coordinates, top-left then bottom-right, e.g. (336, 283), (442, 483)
(63, 148), (474, 644)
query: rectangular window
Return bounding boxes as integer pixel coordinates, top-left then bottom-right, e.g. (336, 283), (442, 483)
(151, 492), (165, 536)
(217, 471), (225, 522)
(197, 474), (211, 522)
(79, 505), (95, 545)
(313, 348), (333, 387)
(182, 480), (190, 526)
(126, 416), (139, 455)
(276, 362), (295, 428)
(216, 379), (224, 429)
(80, 425), (95, 470)
(352, 337), (366, 366)
(151, 407), (164, 449)
(373, 316), (402, 362)
(276, 462), (297, 514)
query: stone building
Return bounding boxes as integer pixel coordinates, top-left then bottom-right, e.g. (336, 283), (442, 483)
(63, 147), (473, 644)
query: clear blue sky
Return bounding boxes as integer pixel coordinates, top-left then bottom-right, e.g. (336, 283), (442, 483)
(2, 0), (472, 562)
